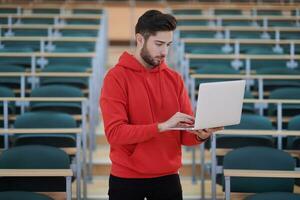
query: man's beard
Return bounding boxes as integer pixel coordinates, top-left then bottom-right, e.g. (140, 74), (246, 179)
(140, 44), (163, 68)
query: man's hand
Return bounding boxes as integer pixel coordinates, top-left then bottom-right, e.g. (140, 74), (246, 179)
(189, 127), (224, 140)
(158, 112), (194, 132)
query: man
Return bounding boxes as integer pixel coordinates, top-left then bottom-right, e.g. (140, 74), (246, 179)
(100, 10), (222, 200)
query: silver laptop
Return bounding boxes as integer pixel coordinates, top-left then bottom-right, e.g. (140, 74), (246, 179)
(169, 80), (246, 130)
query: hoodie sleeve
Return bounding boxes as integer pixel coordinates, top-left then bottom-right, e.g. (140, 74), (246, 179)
(177, 75), (203, 146)
(100, 72), (159, 145)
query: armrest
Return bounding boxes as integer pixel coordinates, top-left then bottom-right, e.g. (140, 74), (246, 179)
(224, 169), (300, 178)
(0, 169), (73, 177)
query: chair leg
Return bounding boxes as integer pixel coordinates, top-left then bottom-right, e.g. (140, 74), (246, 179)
(225, 176), (231, 200)
(66, 176), (72, 200)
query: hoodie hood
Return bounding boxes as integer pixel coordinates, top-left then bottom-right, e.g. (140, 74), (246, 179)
(117, 51), (167, 109)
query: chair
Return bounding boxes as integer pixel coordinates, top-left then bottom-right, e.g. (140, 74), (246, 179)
(287, 115), (300, 150)
(242, 44), (284, 55)
(73, 9), (103, 14)
(190, 59), (233, 73)
(46, 58), (92, 71)
(287, 115), (300, 185)
(214, 114), (275, 185)
(256, 68), (300, 92)
(0, 145), (70, 193)
(0, 85), (15, 148)
(60, 29), (98, 37)
(269, 20), (296, 27)
(32, 8), (60, 14)
(0, 191), (54, 200)
(251, 60), (287, 71)
(180, 31), (217, 39)
(12, 29), (48, 37)
(30, 85), (84, 114)
(281, 32), (300, 40)
(51, 41), (95, 53)
(230, 31), (262, 39)
(0, 8), (18, 14)
(0, 40), (38, 53)
(0, 86), (15, 146)
(194, 66), (239, 86)
(196, 65), (238, 74)
(0, 65), (26, 89)
(245, 192), (300, 200)
(13, 111), (77, 148)
(218, 114), (275, 149)
(65, 19), (100, 25)
(185, 44), (227, 54)
(177, 20), (208, 26)
(172, 9), (201, 15)
(214, 9), (242, 15)
(223, 146), (295, 194)
(41, 66), (89, 89)
(0, 86), (15, 116)
(268, 87), (300, 117)
(255, 10), (282, 16)
(243, 90), (255, 114)
(21, 18), (54, 25)
(292, 10), (299, 16)
(222, 20), (252, 26)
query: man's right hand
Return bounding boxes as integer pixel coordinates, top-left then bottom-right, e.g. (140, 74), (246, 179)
(158, 112), (194, 132)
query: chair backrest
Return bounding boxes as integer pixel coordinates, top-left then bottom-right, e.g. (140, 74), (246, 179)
(0, 145), (70, 192)
(288, 115), (300, 130)
(243, 90), (255, 113)
(0, 65), (25, 89)
(218, 114), (274, 149)
(0, 145), (70, 169)
(256, 68), (300, 91)
(0, 65), (25, 72)
(268, 87), (300, 116)
(257, 67), (300, 75)
(30, 85), (84, 98)
(13, 111), (77, 147)
(214, 9), (242, 15)
(223, 146), (295, 193)
(41, 66), (88, 88)
(0, 86), (15, 116)
(287, 115), (300, 150)
(14, 111), (76, 129)
(0, 86), (14, 98)
(30, 85), (84, 114)
(0, 191), (54, 200)
(245, 191), (300, 200)
(196, 66), (239, 74)
(227, 113), (273, 130)
(173, 9), (202, 15)
(270, 87), (300, 100)
(195, 66), (239, 85)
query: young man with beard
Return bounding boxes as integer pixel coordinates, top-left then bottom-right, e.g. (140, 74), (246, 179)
(100, 10), (222, 200)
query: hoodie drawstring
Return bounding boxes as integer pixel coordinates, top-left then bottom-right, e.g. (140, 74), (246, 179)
(142, 75), (156, 122)
(159, 69), (164, 109)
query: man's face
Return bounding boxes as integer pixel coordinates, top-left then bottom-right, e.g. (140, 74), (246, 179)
(139, 31), (173, 67)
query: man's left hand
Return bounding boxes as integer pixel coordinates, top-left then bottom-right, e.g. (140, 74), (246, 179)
(189, 127), (224, 140)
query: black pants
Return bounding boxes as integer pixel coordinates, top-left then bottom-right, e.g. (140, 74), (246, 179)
(108, 174), (183, 200)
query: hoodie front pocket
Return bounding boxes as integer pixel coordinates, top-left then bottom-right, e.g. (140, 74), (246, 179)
(129, 136), (182, 175)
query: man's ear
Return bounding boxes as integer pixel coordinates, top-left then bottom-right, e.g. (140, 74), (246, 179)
(136, 33), (144, 47)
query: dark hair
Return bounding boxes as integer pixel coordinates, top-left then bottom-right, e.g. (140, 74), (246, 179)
(135, 10), (177, 40)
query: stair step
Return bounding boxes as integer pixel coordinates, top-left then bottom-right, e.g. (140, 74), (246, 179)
(91, 145), (212, 176)
(92, 162), (209, 177)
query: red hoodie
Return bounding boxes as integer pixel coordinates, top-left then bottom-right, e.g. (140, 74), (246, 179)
(100, 52), (202, 178)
